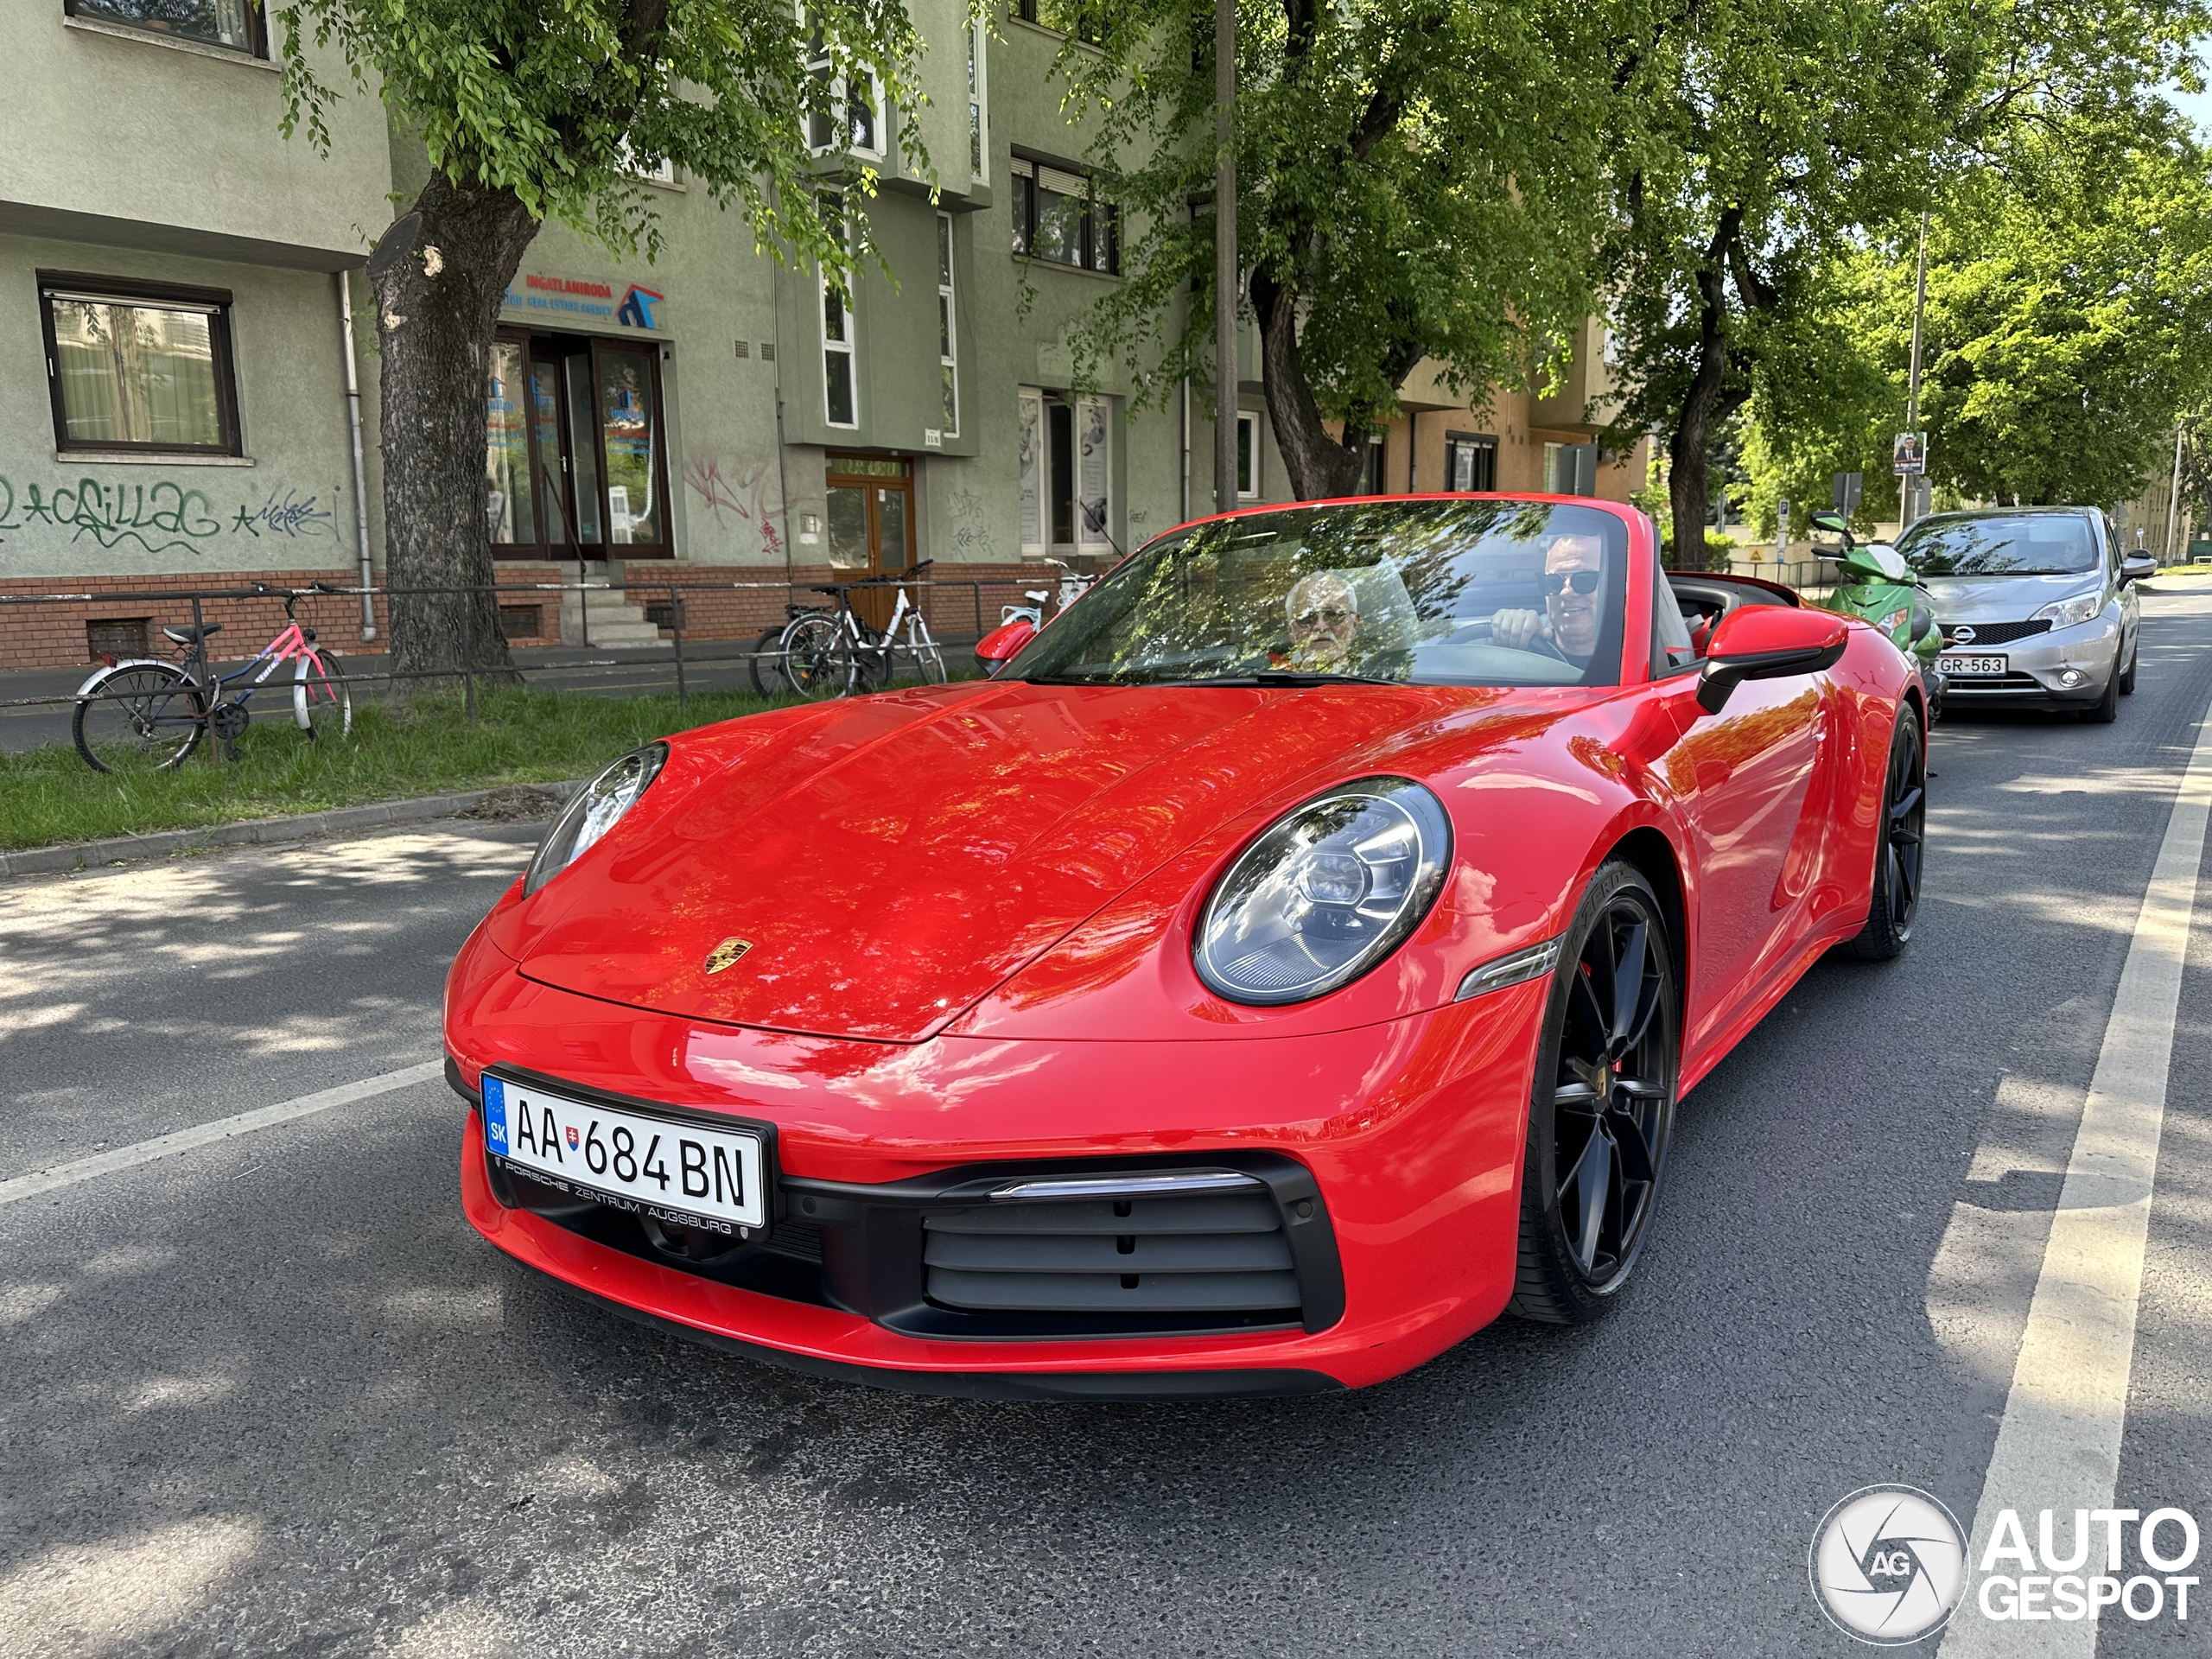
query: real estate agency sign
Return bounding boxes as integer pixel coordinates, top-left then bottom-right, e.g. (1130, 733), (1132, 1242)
(501, 273), (667, 331)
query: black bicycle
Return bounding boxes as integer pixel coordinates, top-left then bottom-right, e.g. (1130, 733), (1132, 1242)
(73, 582), (352, 773)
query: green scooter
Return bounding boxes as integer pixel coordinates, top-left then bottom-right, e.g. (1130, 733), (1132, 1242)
(1808, 508), (1946, 722)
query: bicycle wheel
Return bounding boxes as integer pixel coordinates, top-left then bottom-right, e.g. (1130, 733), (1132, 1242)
(836, 629), (894, 691)
(905, 626), (948, 684)
(780, 613), (851, 700)
(747, 626), (788, 696)
(293, 652), (352, 741)
(73, 662), (206, 773)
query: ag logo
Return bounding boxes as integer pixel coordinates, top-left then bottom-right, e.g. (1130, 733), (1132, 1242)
(1810, 1485), (1969, 1645)
(1949, 625), (1977, 644)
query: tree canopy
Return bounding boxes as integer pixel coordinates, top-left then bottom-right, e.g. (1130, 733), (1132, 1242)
(1048, 0), (1615, 500)
(274, 0), (925, 678)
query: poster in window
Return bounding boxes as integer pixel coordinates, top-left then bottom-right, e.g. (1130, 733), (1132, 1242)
(1076, 395), (1111, 551)
(1018, 389), (1046, 553)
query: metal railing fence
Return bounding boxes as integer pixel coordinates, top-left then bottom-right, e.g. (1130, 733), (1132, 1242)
(3, 573), (1065, 752)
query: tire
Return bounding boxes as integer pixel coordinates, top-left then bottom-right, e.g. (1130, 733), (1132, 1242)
(2119, 636), (2138, 695)
(2082, 662), (2120, 723)
(907, 632), (948, 685)
(780, 613), (849, 701)
(1508, 860), (1679, 1325)
(1841, 706), (1925, 961)
(73, 662), (206, 774)
(747, 626), (788, 696)
(293, 652), (351, 741)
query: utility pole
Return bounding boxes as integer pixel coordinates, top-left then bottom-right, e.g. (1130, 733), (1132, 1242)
(2167, 426), (2185, 564)
(1903, 210), (1929, 529)
(1213, 0), (1238, 515)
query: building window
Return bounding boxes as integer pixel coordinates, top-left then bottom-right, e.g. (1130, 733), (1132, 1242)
(1445, 432), (1498, 493)
(1014, 0), (1098, 42)
(967, 22), (988, 181)
(1019, 388), (1113, 554)
(41, 275), (242, 456)
(1355, 435), (1387, 495)
(485, 332), (671, 556)
(937, 213), (960, 437)
(820, 195), (857, 429)
(1236, 410), (1261, 499)
(67, 0), (266, 56)
(1544, 442), (1598, 495)
(803, 10), (881, 157)
(1010, 156), (1119, 275)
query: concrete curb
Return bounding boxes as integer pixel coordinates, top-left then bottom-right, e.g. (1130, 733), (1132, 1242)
(0, 779), (582, 880)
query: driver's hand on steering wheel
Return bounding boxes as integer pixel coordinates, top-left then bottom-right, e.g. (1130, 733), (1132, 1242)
(1490, 607), (1550, 651)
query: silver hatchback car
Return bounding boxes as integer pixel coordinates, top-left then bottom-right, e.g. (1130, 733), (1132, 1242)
(1894, 508), (2152, 721)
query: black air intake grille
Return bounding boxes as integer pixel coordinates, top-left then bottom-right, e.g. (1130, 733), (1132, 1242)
(1941, 619), (2051, 645)
(923, 1191), (1300, 1316)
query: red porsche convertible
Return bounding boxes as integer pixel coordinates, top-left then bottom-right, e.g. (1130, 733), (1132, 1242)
(443, 495), (1927, 1398)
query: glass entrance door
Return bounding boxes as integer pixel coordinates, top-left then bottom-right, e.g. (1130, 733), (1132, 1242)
(824, 454), (915, 628)
(485, 330), (671, 563)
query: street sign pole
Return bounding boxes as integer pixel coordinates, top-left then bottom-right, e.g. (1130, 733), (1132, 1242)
(1902, 211), (1929, 528)
(1213, 0), (1237, 516)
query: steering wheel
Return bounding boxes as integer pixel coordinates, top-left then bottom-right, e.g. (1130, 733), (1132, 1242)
(1455, 615), (1571, 663)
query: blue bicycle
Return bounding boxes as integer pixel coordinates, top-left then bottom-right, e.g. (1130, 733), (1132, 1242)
(73, 582), (352, 772)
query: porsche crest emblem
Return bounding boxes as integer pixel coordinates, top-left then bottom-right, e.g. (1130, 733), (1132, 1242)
(703, 937), (754, 975)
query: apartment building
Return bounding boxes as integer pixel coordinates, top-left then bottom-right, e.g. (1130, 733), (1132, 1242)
(0, 0), (1640, 667)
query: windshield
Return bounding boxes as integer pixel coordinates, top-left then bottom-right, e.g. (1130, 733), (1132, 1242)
(1897, 513), (2101, 576)
(1006, 499), (1630, 689)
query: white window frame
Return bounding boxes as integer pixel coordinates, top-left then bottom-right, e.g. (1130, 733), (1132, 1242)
(1075, 394), (1114, 554)
(1018, 388), (1047, 556)
(820, 194), (858, 430)
(801, 7), (885, 161)
(968, 22), (989, 182)
(937, 212), (960, 438)
(1236, 409), (1262, 499)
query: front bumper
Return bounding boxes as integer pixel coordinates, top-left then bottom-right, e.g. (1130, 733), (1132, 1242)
(1942, 615), (2120, 708)
(444, 922), (1552, 1396)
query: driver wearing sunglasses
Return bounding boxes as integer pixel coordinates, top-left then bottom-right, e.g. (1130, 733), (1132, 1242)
(1281, 571), (1363, 671)
(1491, 534), (1606, 668)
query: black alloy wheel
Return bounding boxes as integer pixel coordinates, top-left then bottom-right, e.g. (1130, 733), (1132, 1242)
(1843, 707), (1925, 961)
(1510, 861), (1678, 1324)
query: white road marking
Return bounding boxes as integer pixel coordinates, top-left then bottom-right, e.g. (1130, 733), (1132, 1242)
(1941, 705), (2212, 1657)
(0, 1060), (444, 1209)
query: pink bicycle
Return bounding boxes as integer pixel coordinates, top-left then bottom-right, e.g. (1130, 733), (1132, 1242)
(73, 582), (352, 772)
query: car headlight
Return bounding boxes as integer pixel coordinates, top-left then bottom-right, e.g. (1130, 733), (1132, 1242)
(524, 743), (668, 896)
(1194, 777), (1452, 1006)
(2033, 591), (2105, 630)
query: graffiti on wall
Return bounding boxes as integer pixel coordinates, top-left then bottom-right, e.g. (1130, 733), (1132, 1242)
(948, 487), (989, 556)
(683, 457), (782, 561)
(0, 475), (340, 559)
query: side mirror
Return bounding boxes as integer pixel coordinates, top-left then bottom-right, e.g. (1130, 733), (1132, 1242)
(1696, 606), (1850, 714)
(2120, 553), (2156, 585)
(1809, 510), (1853, 547)
(973, 617), (1037, 677)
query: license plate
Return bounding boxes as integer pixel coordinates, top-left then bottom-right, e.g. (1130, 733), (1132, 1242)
(481, 1072), (769, 1234)
(1936, 652), (2008, 677)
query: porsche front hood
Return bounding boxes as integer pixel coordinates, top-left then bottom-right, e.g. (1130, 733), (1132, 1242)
(513, 680), (1439, 1042)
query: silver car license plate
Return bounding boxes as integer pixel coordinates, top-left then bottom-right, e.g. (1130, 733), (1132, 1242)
(1936, 652), (2007, 677)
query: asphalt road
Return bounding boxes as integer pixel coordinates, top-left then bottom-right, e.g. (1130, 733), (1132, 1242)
(6, 593), (2212, 1656)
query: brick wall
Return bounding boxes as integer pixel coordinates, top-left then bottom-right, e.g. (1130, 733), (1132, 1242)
(0, 560), (1080, 671)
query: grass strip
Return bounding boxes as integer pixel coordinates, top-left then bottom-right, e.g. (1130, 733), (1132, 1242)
(0, 688), (787, 851)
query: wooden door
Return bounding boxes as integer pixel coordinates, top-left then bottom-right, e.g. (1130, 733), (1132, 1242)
(824, 456), (916, 629)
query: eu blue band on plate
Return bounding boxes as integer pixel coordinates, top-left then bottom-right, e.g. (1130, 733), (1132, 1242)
(483, 1075), (511, 1155)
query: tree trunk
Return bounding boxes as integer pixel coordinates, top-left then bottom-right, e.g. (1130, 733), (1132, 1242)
(366, 174), (541, 693)
(1253, 271), (1368, 501)
(1666, 253), (1741, 569)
